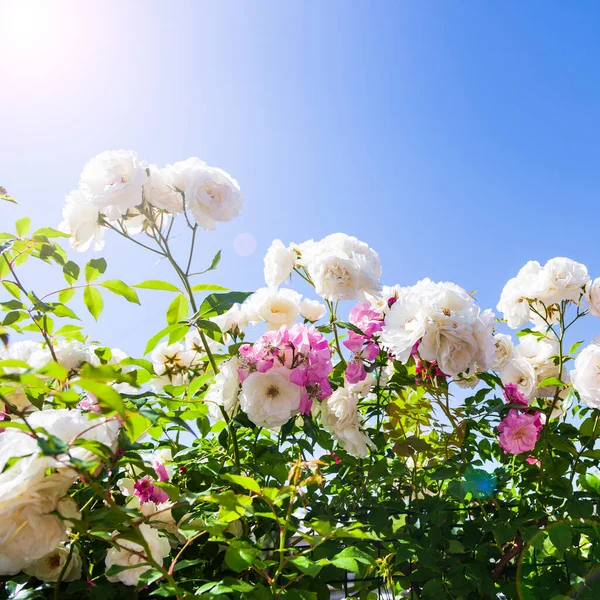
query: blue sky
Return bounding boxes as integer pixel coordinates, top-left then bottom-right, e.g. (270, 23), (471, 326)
(1, 1), (600, 353)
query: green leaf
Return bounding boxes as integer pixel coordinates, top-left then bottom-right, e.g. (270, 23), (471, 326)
(331, 546), (376, 567)
(224, 542), (258, 572)
(2, 281), (21, 300)
(190, 283), (229, 292)
(221, 473), (261, 494)
(569, 341), (584, 356)
(58, 288), (76, 304)
(548, 523), (572, 553)
(330, 556), (359, 573)
(33, 227), (69, 238)
(133, 280), (181, 292)
(289, 556), (324, 577)
(15, 217), (30, 237)
(166, 294), (189, 325)
(0, 192), (17, 204)
(50, 303), (79, 319)
(196, 291), (252, 320)
(83, 286), (103, 320)
(84, 257), (107, 283)
(76, 379), (125, 414)
(63, 261), (80, 285)
(537, 376), (565, 388)
(100, 280), (140, 304)
(144, 324), (180, 355)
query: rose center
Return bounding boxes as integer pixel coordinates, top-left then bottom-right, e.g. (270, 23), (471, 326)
(266, 385), (280, 399)
(442, 308), (451, 317)
(47, 553), (61, 569)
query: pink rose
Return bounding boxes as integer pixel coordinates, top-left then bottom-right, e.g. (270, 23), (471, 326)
(498, 409), (543, 455)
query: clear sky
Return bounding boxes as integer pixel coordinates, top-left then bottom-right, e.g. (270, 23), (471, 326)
(1, 0), (600, 354)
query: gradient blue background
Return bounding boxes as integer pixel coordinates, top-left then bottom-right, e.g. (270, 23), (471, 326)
(1, 1), (599, 353)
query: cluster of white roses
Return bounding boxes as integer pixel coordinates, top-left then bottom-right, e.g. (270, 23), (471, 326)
(497, 256), (600, 410)
(497, 333), (564, 403)
(378, 279), (495, 378)
(262, 233), (382, 302)
(60, 150), (243, 251)
(0, 409), (119, 577)
(497, 257), (591, 329)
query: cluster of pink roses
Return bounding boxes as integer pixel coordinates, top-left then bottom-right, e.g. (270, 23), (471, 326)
(343, 303), (383, 383)
(498, 384), (543, 455)
(238, 323), (333, 413)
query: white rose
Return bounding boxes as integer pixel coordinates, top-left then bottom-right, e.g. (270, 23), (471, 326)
(169, 158), (243, 230)
(299, 298), (327, 322)
(473, 309), (496, 371)
(539, 257), (589, 305)
(419, 322), (478, 377)
(59, 189), (105, 252)
(366, 284), (403, 316)
(497, 261), (546, 328)
(105, 524), (171, 586)
(243, 287), (302, 330)
(299, 233), (381, 301)
(151, 342), (194, 384)
(379, 292), (428, 362)
(79, 150), (146, 217)
(319, 387), (374, 458)
(264, 239), (296, 288)
(571, 341), (600, 409)
(426, 281), (479, 324)
(239, 367), (303, 429)
(205, 357), (240, 420)
(0, 464), (74, 575)
(513, 334), (561, 396)
(500, 358), (537, 401)
(24, 543), (82, 582)
(584, 278), (600, 318)
(211, 303), (250, 333)
(491, 333), (514, 371)
(345, 372), (377, 397)
(143, 165), (184, 214)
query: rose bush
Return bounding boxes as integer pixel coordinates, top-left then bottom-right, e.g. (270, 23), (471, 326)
(0, 151), (598, 599)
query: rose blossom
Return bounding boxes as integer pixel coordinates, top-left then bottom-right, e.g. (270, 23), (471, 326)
(491, 333), (514, 371)
(571, 340), (600, 409)
(24, 543), (82, 582)
(299, 298), (327, 322)
(59, 189), (105, 252)
(105, 524), (170, 586)
(243, 287), (302, 330)
(239, 367), (304, 428)
(319, 385), (374, 458)
(500, 358), (537, 402)
(503, 382), (529, 406)
(498, 409), (543, 455)
(497, 261), (547, 329)
(584, 278), (600, 318)
(79, 150), (146, 218)
(143, 164), (184, 214)
(205, 356), (240, 420)
(539, 257), (589, 305)
(133, 475), (169, 505)
(168, 158), (243, 230)
(264, 239), (296, 288)
(298, 233), (382, 301)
